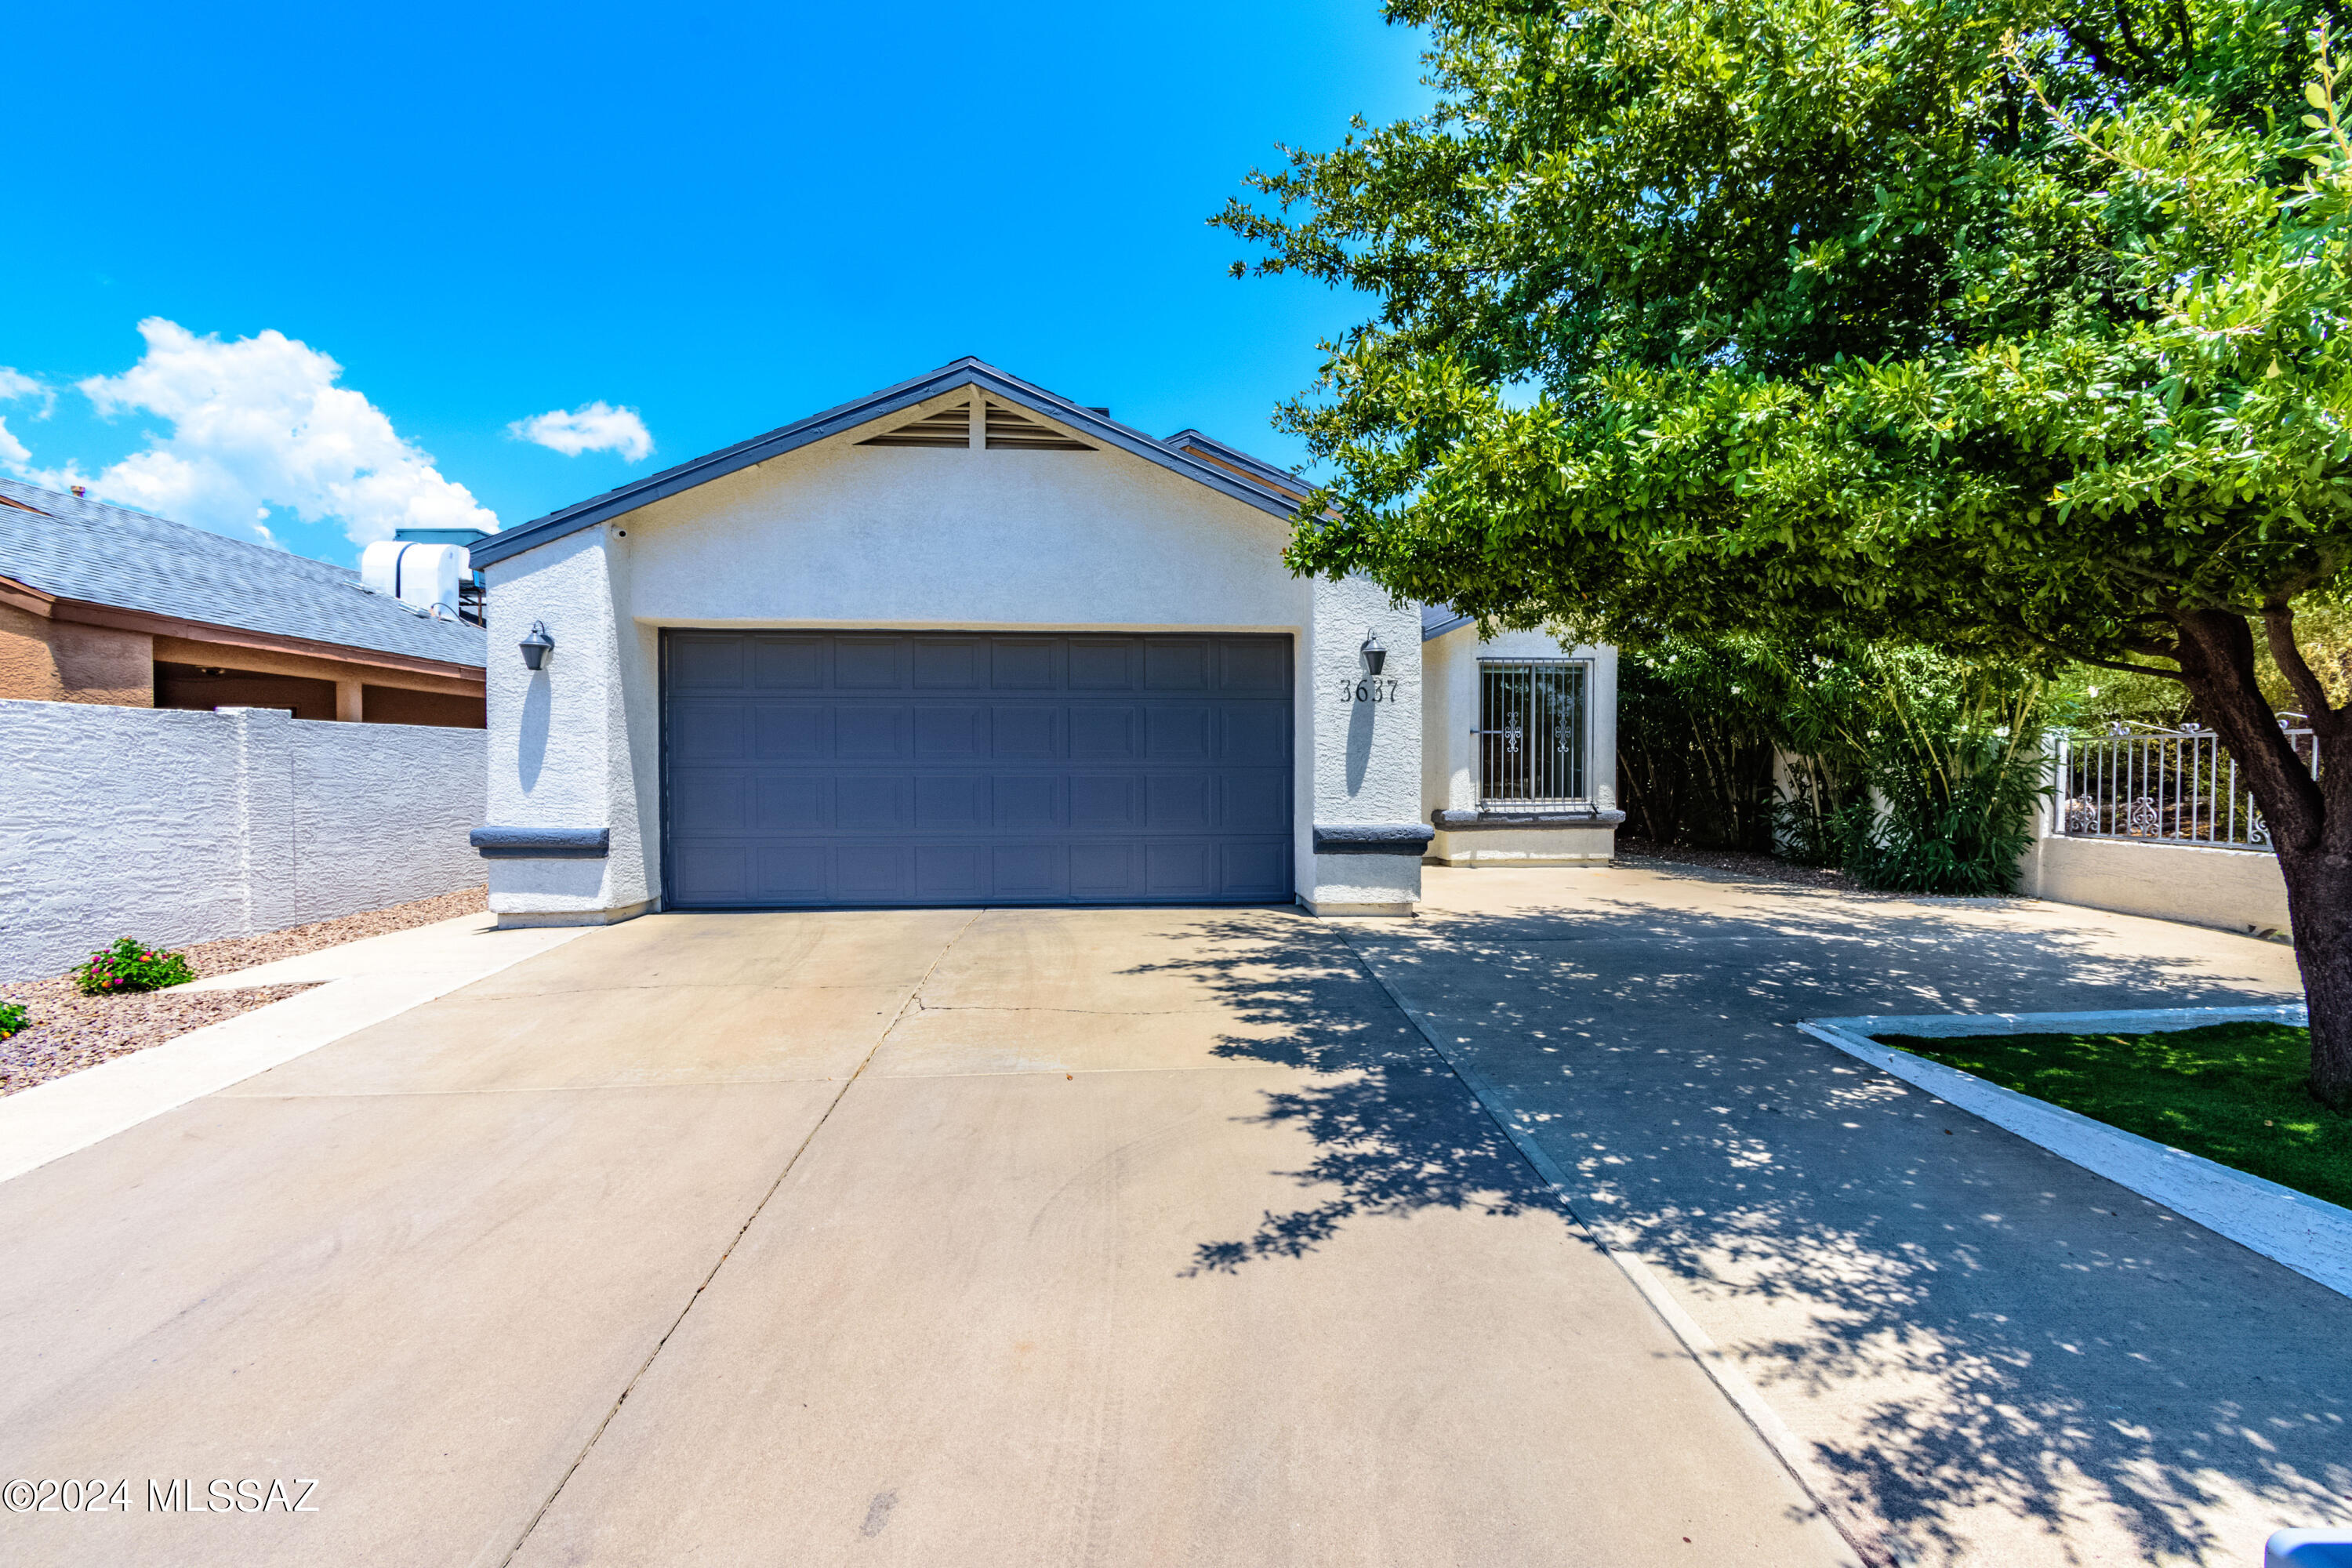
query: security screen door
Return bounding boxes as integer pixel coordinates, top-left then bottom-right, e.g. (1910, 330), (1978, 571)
(662, 631), (1294, 906)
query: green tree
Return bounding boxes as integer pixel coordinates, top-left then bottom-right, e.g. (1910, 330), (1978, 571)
(1220, 0), (2352, 1107)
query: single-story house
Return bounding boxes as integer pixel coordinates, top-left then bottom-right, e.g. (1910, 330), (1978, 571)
(468, 358), (1621, 923)
(0, 477), (487, 725)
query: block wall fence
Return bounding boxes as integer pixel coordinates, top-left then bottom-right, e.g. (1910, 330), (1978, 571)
(0, 699), (484, 981)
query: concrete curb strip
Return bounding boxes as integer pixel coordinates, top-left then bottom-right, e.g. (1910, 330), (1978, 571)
(1798, 1005), (2351, 1301)
(0, 914), (591, 1185)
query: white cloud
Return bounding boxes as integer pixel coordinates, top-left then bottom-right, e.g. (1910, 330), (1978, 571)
(507, 401), (654, 462)
(0, 368), (49, 469)
(0, 366), (54, 416)
(71, 318), (498, 546)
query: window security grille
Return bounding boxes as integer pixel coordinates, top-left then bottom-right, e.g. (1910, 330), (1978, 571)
(1477, 659), (1588, 805)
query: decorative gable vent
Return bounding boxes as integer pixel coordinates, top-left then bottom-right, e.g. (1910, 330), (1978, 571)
(984, 401), (1094, 452)
(858, 401), (972, 448)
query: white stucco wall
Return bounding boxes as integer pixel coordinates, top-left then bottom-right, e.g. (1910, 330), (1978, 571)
(2019, 834), (2293, 938)
(1421, 623), (1620, 866)
(0, 700), (484, 981)
(481, 386), (1433, 919)
(485, 529), (656, 920)
(1305, 578), (1425, 913)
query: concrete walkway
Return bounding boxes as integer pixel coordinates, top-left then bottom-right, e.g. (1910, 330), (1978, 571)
(1345, 866), (2350, 1568)
(0, 902), (1853, 1567)
(0, 912), (590, 1184)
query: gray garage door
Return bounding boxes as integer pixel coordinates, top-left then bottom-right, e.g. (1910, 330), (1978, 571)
(662, 631), (1294, 907)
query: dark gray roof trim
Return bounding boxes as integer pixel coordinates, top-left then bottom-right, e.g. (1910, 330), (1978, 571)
(471, 358), (1304, 568)
(1160, 428), (1315, 499)
(0, 477), (488, 670)
(1422, 605), (1475, 641)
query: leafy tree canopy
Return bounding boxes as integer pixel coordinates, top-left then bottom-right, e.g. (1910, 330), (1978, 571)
(1225, 0), (2352, 1106)
(1222, 0), (2352, 677)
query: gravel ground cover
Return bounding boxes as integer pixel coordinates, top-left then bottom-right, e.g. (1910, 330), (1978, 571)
(1613, 836), (1871, 892)
(0, 886), (487, 1098)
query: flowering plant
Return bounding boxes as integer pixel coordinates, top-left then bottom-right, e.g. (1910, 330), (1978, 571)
(0, 1001), (25, 1039)
(72, 938), (197, 996)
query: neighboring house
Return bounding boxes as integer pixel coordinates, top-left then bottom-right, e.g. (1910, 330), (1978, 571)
(0, 477), (487, 727)
(467, 358), (1621, 925)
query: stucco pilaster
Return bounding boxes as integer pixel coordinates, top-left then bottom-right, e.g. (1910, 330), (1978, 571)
(227, 706), (296, 935)
(1299, 576), (1425, 915)
(482, 528), (655, 924)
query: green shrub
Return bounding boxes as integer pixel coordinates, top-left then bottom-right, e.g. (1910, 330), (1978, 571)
(73, 938), (197, 996)
(1846, 742), (2047, 897)
(1620, 633), (2056, 893)
(1773, 764), (1871, 868)
(1820, 650), (2055, 897)
(0, 1001), (26, 1039)
(1617, 641), (1784, 849)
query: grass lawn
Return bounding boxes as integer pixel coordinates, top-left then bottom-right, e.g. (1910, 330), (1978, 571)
(1872, 1022), (2352, 1210)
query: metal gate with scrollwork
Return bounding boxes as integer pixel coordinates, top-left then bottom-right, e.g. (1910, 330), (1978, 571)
(2059, 717), (2318, 849)
(1476, 659), (1589, 805)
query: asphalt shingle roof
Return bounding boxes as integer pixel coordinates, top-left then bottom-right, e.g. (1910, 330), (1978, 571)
(0, 477), (487, 670)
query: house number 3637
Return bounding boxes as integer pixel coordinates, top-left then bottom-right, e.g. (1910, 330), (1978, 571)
(1338, 678), (1400, 702)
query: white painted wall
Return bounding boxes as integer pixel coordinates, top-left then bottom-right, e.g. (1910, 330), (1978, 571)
(2005, 739), (2293, 938)
(481, 384), (1434, 919)
(0, 700), (483, 981)
(484, 529), (655, 921)
(1305, 578), (1425, 913)
(1421, 622), (1620, 866)
(2019, 834), (2293, 938)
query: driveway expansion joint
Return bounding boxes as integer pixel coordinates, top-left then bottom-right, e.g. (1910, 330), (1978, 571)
(495, 907), (982, 1568)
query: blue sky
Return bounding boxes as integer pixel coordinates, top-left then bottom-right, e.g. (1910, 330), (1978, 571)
(0, 2), (1428, 564)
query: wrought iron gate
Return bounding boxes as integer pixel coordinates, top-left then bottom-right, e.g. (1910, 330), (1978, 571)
(1476, 659), (1589, 805)
(2059, 717), (2317, 849)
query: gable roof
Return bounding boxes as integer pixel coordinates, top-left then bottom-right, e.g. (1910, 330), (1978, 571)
(470, 358), (1307, 569)
(1160, 428), (1312, 503)
(0, 477), (488, 671)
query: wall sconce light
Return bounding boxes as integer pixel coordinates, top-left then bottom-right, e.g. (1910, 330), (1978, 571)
(519, 621), (555, 671)
(1359, 630), (1387, 677)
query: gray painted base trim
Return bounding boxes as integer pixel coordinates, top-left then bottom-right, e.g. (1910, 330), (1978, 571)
(492, 898), (658, 930)
(1312, 822), (1437, 855)
(1799, 1005), (2350, 1301)
(1432, 808), (1628, 830)
(1298, 898), (1417, 917)
(471, 826), (611, 859)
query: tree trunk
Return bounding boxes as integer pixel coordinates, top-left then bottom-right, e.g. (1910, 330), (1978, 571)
(2171, 609), (2352, 1109)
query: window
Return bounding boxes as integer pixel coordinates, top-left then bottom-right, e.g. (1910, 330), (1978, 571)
(1477, 659), (1588, 804)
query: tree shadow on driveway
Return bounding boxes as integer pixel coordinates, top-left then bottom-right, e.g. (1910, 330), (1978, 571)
(1116, 910), (1562, 1276)
(1138, 881), (2351, 1567)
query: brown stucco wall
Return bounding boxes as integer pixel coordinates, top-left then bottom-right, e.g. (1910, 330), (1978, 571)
(0, 601), (153, 705)
(360, 684), (488, 728)
(153, 662), (339, 722)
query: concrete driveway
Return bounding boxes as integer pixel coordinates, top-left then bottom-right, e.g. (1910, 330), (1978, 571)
(0, 898), (1853, 1568)
(1352, 866), (2350, 1568)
